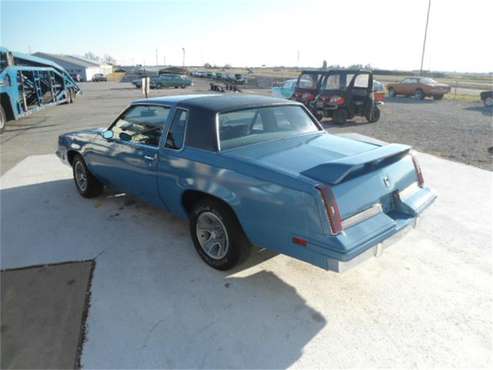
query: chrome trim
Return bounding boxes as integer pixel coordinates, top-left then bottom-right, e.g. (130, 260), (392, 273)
(399, 182), (420, 200)
(342, 203), (383, 230)
(215, 113), (221, 151)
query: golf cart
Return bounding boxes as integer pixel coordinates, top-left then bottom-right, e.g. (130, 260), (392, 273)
(298, 69), (381, 124)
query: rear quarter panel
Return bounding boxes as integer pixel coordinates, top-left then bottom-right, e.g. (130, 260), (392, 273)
(157, 148), (332, 264)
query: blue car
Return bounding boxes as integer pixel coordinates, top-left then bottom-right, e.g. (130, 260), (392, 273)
(57, 95), (436, 271)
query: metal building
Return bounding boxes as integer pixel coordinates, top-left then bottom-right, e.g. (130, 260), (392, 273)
(32, 52), (112, 81)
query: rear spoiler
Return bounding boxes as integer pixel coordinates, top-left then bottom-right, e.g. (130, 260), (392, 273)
(301, 144), (411, 185)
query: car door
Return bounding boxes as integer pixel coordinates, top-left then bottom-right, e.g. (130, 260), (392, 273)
(157, 108), (190, 213)
(90, 104), (171, 207)
(346, 72), (373, 115)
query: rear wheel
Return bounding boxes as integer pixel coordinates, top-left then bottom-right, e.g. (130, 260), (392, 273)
(333, 109), (347, 124)
(72, 155), (103, 198)
(366, 105), (381, 123)
(388, 87), (396, 97)
(190, 198), (250, 270)
(484, 97), (493, 107)
(433, 94), (443, 100)
(415, 89), (425, 100)
(0, 105), (6, 134)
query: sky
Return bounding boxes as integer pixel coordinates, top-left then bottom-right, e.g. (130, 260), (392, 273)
(1, 0), (492, 72)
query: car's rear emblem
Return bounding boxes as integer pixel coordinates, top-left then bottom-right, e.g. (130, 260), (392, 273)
(383, 176), (391, 188)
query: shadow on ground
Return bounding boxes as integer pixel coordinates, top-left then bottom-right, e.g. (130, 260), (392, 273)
(463, 105), (493, 116)
(1, 178), (326, 368)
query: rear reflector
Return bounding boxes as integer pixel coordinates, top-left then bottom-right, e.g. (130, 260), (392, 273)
(292, 237), (308, 247)
(411, 154), (424, 187)
(316, 185), (343, 235)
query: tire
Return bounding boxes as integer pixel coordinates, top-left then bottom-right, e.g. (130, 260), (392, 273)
(415, 89), (425, 100)
(433, 94), (443, 100)
(333, 109), (347, 124)
(190, 198), (250, 270)
(72, 155), (103, 198)
(366, 105), (381, 123)
(388, 88), (396, 97)
(0, 105), (6, 134)
(484, 97), (493, 107)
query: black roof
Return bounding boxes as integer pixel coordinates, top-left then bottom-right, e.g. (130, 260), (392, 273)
(133, 94), (299, 113)
(300, 68), (370, 74)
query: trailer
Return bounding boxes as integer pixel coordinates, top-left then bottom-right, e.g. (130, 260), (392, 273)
(0, 47), (80, 133)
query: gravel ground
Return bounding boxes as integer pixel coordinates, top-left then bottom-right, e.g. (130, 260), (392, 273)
(1, 79), (491, 174)
(322, 97), (493, 171)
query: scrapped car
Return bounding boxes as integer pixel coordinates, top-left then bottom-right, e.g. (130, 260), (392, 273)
(387, 77), (450, 100)
(92, 73), (107, 82)
(271, 79), (298, 99)
(57, 95), (436, 272)
(311, 70), (381, 123)
(480, 90), (493, 107)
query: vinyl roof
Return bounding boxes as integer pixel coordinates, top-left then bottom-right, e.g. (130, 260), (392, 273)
(133, 94), (300, 113)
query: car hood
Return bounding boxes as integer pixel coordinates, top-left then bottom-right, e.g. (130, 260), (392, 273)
(62, 128), (104, 141)
(221, 132), (379, 178)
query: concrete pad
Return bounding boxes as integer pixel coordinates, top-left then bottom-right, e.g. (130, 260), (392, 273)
(0, 153), (491, 368)
(0, 261), (93, 369)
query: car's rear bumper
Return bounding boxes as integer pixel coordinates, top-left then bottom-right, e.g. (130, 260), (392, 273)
(305, 185), (437, 272)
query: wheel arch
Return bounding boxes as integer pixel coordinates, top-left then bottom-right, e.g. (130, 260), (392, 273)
(182, 190), (237, 218)
(66, 150), (82, 165)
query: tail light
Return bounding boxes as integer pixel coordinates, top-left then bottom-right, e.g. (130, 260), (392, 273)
(329, 96), (345, 105)
(302, 93), (315, 101)
(316, 185), (343, 235)
(411, 154), (424, 187)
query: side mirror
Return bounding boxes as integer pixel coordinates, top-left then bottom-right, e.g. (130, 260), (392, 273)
(102, 130), (114, 140)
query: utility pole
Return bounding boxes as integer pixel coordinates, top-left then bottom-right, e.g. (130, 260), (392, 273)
(155, 49), (158, 66)
(163, 56), (166, 66)
(420, 0), (431, 75)
(182, 48), (186, 67)
(296, 50), (300, 68)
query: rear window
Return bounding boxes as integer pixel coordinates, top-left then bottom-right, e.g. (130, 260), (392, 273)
(218, 105), (320, 150)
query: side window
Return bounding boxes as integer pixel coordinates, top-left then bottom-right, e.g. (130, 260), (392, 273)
(166, 109), (188, 150)
(353, 74), (369, 88)
(112, 105), (170, 147)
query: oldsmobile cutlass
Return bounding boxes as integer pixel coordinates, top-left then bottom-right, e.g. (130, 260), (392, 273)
(57, 95), (436, 271)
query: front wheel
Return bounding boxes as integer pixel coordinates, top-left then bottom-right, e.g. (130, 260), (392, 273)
(433, 94), (444, 100)
(484, 97), (493, 107)
(190, 198), (250, 270)
(72, 155), (103, 198)
(0, 105), (6, 134)
(388, 88), (396, 97)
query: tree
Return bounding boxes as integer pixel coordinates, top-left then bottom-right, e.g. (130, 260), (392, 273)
(103, 54), (116, 65)
(84, 52), (100, 62)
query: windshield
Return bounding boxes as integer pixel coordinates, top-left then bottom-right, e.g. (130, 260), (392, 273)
(218, 105), (320, 150)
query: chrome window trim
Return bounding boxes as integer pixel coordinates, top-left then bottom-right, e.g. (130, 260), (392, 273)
(163, 107), (189, 152)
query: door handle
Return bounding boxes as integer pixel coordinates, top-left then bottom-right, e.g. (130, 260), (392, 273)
(144, 154), (156, 161)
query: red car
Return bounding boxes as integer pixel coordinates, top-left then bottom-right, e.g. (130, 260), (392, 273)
(387, 77), (450, 100)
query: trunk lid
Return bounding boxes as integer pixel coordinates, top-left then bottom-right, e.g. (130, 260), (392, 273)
(223, 132), (417, 220)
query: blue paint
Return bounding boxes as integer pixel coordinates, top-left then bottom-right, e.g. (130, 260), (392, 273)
(57, 95), (436, 270)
